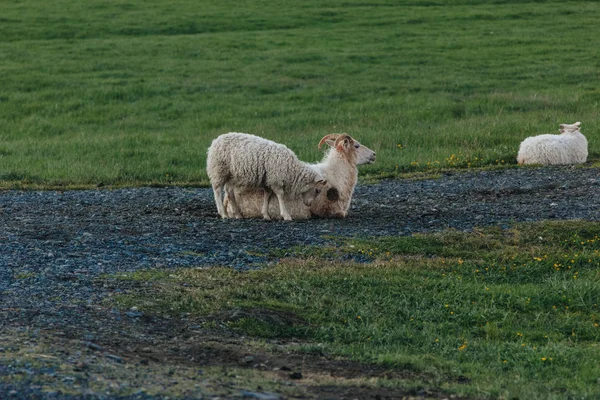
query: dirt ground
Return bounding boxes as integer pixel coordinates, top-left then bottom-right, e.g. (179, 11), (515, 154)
(2, 165), (599, 399)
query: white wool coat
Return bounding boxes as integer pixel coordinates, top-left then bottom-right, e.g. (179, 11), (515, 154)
(517, 126), (588, 166)
(207, 132), (320, 195)
(224, 134), (375, 219)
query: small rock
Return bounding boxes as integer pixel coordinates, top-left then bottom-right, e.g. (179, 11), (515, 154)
(104, 353), (124, 363)
(289, 371), (303, 380)
(125, 311), (143, 318)
(241, 391), (281, 400)
(73, 362), (87, 371)
(85, 342), (103, 351)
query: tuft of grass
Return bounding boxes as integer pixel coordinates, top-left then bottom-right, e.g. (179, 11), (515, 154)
(1, 0), (599, 187)
(112, 221), (600, 398)
(14, 272), (37, 279)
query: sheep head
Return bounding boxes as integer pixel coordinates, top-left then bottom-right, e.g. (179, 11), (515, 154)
(559, 122), (582, 134)
(310, 184), (346, 218)
(318, 133), (376, 165)
(301, 178), (327, 207)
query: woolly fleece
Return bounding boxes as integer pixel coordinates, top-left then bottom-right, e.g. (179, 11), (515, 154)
(517, 122), (588, 165)
(207, 132), (324, 220)
(224, 134), (376, 219)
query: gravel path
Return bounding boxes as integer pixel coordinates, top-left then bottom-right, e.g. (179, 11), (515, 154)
(1, 165), (599, 399)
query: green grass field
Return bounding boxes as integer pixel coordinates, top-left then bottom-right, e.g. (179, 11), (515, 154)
(3, 2), (600, 397)
(1, 0), (599, 187)
(114, 221), (600, 399)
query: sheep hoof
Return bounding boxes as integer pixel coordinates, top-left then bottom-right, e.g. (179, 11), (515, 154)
(232, 210), (243, 219)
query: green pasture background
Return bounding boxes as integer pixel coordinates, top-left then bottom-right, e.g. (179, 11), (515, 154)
(1, 0), (599, 187)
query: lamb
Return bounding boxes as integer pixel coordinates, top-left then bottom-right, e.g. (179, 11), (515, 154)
(206, 132), (327, 221)
(223, 133), (376, 220)
(517, 122), (588, 165)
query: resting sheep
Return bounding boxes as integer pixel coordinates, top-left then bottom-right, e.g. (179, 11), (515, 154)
(223, 133), (376, 219)
(207, 132), (327, 221)
(517, 122), (588, 165)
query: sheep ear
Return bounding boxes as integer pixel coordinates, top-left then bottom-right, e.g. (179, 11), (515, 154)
(559, 124), (566, 128)
(318, 134), (339, 149)
(334, 133), (353, 150)
(574, 122), (581, 127)
(326, 187), (340, 201)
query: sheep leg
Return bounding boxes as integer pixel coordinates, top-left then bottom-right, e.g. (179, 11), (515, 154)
(222, 192), (232, 218)
(225, 185), (243, 219)
(261, 189), (273, 220)
(272, 186), (292, 221)
(211, 183), (227, 218)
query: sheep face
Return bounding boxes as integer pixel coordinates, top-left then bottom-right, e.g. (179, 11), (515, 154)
(559, 122), (582, 134)
(354, 140), (377, 165)
(301, 179), (327, 207)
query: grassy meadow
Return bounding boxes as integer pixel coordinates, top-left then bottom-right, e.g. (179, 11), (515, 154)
(113, 221), (600, 399)
(3, 1), (600, 397)
(1, 0), (599, 187)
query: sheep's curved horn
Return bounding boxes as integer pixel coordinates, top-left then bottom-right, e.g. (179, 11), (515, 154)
(318, 134), (340, 149)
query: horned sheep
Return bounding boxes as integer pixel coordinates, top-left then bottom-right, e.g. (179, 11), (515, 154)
(517, 122), (588, 166)
(223, 133), (376, 220)
(206, 132), (327, 221)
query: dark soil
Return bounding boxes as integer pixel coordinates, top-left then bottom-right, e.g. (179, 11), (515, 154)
(1, 165), (599, 399)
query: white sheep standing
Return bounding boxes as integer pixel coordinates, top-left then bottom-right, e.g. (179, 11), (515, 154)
(223, 133), (376, 219)
(207, 132), (327, 221)
(517, 122), (588, 165)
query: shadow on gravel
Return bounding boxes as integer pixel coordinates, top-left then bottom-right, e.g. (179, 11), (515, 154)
(1, 298), (474, 399)
(88, 309), (471, 400)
